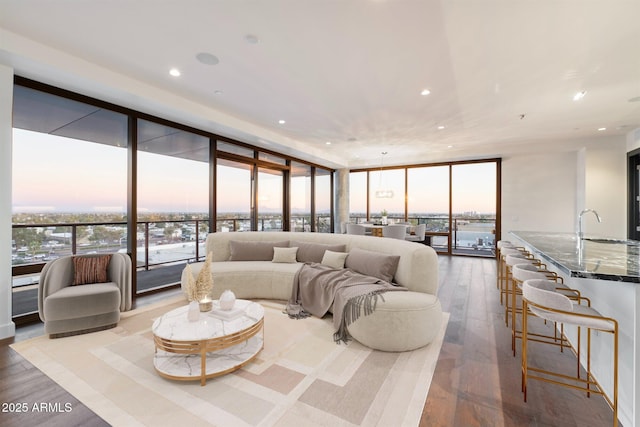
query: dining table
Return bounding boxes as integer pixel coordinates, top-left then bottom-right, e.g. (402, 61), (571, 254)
(361, 223), (408, 237)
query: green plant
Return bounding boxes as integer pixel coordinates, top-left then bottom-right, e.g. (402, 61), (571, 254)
(381, 209), (388, 216)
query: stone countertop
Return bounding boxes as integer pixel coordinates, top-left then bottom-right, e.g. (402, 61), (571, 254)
(509, 231), (640, 283)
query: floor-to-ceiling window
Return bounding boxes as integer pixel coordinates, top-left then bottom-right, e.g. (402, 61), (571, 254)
(136, 119), (209, 292)
(369, 168), (405, 223)
(349, 171), (368, 226)
(10, 77), (335, 325)
(216, 159), (253, 232)
(257, 167), (284, 231)
(350, 159), (500, 257)
(11, 84), (128, 319)
(315, 168), (332, 232)
(407, 165), (450, 251)
(451, 162), (497, 254)
(291, 162), (311, 231)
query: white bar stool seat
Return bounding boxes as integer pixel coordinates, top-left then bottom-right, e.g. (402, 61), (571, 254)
(521, 279), (619, 427)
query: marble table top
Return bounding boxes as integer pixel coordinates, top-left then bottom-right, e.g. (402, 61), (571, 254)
(152, 299), (264, 341)
(510, 231), (640, 283)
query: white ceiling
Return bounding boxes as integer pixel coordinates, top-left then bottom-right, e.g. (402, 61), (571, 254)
(1, 0), (639, 168)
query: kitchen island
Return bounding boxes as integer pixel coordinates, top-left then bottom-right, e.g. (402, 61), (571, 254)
(510, 231), (640, 427)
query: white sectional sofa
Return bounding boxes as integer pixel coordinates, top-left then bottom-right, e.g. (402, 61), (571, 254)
(181, 231), (442, 352)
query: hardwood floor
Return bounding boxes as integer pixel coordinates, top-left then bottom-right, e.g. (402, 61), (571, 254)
(421, 256), (616, 427)
(0, 257), (616, 426)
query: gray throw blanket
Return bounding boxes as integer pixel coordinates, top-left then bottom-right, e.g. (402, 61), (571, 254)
(286, 263), (407, 343)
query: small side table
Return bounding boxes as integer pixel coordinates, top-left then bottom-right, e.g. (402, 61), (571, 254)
(152, 299), (264, 386)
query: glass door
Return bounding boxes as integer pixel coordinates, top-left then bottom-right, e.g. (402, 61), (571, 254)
(628, 150), (640, 240)
(216, 159), (253, 232)
(451, 162), (497, 256)
(257, 167), (283, 231)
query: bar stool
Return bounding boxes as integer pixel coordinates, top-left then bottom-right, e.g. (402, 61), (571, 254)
(521, 279), (618, 427)
(510, 262), (579, 356)
(504, 255), (546, 325)
(496, 240), (515, 290)
(499, 247), (534, 309)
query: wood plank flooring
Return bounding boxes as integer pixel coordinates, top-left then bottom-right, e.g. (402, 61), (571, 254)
(0, 256), (617, 426)
(421, 256), (616, 427)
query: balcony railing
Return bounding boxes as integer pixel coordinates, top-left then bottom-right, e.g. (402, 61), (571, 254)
(350, 214), (496, 256)
(12, 219), (209, 276)
(216, 214), (332, 233)
(11, 214), (493, 321)
(12, 219), (209, 321)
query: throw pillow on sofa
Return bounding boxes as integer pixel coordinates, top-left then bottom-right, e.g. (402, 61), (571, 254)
(272, 246), (299, 263)
(229, 240), (289, 261)
(321, 250), (349, 269)
(345, 248), (400, 283)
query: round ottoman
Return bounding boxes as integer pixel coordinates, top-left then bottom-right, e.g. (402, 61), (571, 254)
(347, 291), (443, 352)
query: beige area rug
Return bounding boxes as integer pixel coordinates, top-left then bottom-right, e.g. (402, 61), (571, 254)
(11, 296), (449, 427)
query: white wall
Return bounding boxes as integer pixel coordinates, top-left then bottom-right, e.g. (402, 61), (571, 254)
(501, 136), (627, 239)
(502, 151), (578, 235)
(627, 127), (640, 152)
(585, 142), (627, 238)
(0, 63), (16, 340)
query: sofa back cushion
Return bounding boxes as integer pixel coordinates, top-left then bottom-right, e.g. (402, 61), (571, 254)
(229, 240), (289, 261)
(345, 248), (400, 283)
(205, 231), (438, 295)
(290, 241), (347, 263)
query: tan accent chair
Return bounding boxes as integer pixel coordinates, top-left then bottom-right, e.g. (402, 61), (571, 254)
(38, 253), (132, 338)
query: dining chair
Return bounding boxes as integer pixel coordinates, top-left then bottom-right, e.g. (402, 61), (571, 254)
(405, 223), (426, 243)
(346, 223), (366, 235)
(382, 224), (406, 240)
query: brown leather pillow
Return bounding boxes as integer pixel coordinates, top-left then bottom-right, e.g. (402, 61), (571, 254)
(72, 254), (112, 285)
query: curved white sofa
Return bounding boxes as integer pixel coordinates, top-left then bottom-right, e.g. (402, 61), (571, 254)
(181, 231), (442, 352)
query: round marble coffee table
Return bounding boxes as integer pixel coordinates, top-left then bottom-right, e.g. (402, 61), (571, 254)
(152, 299), (264, 386)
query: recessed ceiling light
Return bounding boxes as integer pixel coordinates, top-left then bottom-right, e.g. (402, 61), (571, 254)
(169, 68), (181, 77)
(437, 125), (445, 130)
(573, 91), (586, 101)
(598, 127), (607, 131)
(196, 52), (219, 65)
(214, 90), (223, 95)
(325, 141), (332, 145)
(245, 34), (260, 44)
(447, 145), (453, 148)
(278, 119), (286, 124)
(420, 89), (431, 96)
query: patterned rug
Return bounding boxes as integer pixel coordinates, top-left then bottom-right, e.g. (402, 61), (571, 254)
(11, 296), (448, 427)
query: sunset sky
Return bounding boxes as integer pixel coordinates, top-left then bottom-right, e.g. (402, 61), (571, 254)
(12, 129), (496, 215)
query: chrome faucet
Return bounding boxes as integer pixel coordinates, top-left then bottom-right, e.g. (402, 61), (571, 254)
(577, 209), (602, 240)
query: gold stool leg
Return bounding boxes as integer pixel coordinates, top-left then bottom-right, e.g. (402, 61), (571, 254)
(521, 299), (528, 400)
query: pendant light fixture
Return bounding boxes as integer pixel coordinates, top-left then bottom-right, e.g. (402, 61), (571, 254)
(375, 151), (394, 198)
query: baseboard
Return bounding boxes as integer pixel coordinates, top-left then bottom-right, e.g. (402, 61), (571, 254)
(0, 321), (16, 341)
